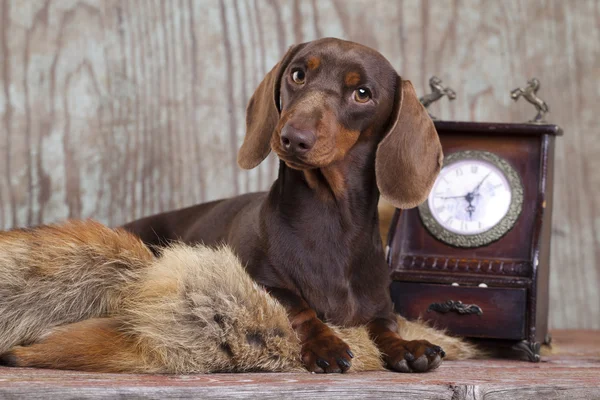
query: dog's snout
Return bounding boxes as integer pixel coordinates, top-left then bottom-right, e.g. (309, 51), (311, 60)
(280, 126), (316, 155)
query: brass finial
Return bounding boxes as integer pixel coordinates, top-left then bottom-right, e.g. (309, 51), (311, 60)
(419, 76), (456, 119)
(510, 78), (549, 123)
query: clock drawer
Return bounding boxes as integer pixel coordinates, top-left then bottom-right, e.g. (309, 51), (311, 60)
(391, 282), (527, 340)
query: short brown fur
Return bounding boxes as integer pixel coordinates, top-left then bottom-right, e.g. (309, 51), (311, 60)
(123, 38), (451, 374)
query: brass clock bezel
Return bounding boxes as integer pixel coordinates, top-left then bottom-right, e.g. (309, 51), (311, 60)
(418, 150), (524, 248)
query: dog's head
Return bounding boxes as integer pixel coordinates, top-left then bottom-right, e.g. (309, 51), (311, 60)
(238, 37), (443, 209)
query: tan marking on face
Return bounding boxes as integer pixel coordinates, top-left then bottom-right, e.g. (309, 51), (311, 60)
(275, 96), (360, 190)
(321, 165), (347, 199)
(307, 56), (321, 70)
(303, 107), (360, 168)
(345, 72), (361, 86)
(303, 169), (340, 202)
(303, 170), (320, 191)
(333, 123), (361, 160)
(302, 108), (360, 199)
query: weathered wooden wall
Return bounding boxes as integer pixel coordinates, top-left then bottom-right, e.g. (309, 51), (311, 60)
(0, 0), (598, 329)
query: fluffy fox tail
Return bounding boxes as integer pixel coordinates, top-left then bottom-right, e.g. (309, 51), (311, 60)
(0, 220), (154, 354)
(0, 220), (479, 373)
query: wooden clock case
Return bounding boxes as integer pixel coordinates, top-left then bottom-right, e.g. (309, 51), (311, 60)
(386, 121), (563, 361)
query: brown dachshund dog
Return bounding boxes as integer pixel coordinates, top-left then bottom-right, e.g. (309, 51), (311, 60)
(124, 37), (444, 374)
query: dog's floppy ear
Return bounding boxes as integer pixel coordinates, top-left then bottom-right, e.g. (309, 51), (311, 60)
(238, 44), (305, 169)
(375, 78), (443, 209)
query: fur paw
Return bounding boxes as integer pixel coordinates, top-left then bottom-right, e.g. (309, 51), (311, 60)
(301, 332), (353, 373)
(385, 339), (445, 373)
(0, 349), (21, 367)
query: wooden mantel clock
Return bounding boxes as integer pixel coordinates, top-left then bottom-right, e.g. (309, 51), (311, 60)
(387, 78), (562, 361)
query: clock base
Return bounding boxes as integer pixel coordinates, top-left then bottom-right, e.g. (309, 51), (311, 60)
(512, 340), (541, 363)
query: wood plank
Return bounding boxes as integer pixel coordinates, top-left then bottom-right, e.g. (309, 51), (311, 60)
(0, 330), (598, 399)
(0, 359), (597, 399)
(0, 0), (598, 329)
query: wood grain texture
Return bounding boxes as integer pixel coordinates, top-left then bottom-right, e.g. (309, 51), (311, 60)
(0, 330), (598, 399)
(0, 0), (598, 329)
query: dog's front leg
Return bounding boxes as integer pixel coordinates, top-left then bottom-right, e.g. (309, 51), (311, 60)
(267, 287), (353, 373)
(367, 316), (445, 373)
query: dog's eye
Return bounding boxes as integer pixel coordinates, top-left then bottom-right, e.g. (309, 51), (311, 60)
(291, 69), (306, 85)
(354, 87), (371, 103)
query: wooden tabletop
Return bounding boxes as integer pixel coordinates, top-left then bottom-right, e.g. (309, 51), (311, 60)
(0, 330), (598, 399)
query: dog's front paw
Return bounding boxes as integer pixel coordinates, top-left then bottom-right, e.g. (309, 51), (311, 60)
(384, 339), (445, 373)
(300, 330), (353, 373)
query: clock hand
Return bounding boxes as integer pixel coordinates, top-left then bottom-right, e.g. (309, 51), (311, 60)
(435, 194), (466, 200)
(466, 203), (476, 220)
(464, 192), (477, 220)
(472, 172), (492, 194)
(436, 192), (483, 201)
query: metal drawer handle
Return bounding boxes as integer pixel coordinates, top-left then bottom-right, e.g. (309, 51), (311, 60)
(427, 300), (483, 315)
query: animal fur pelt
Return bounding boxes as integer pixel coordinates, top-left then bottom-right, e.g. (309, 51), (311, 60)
(0, 220), (479, 373)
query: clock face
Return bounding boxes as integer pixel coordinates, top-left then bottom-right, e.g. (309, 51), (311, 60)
(418, 151), (524, 248)
(429, 160), (512, 235)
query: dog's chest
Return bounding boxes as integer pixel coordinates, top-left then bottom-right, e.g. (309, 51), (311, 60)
(271, 224), (385, 326)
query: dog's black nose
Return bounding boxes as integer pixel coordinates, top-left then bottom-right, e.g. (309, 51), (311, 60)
(280, 126), (316, 155)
